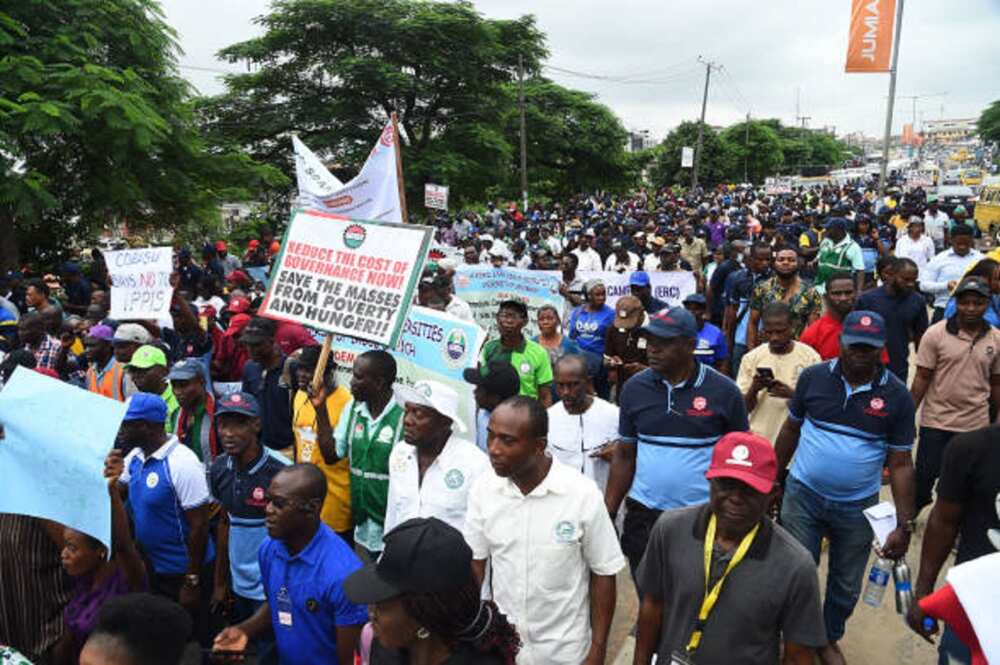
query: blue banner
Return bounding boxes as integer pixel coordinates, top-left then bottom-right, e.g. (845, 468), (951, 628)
(453, 266), (563, 338)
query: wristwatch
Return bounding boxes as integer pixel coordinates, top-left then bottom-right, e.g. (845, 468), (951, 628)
(899, 519), (917, 534)
(183, 574), (200, 588)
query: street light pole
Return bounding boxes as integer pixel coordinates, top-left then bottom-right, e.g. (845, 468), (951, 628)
(692, 57), (717, 190)
(877, 0), (905, 200)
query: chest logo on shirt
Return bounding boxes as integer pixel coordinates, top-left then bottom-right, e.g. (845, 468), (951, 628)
(247, 487), (266, 507)
(554, 520), (576, 542)
(354, 423), (365, 437)
(378, 425), (396, 444)
(864, 397), (888, 417)
(306, 598), (320, 613)
(687, 396), (713, 416)
(444, 468), (464, 490)
(390, 453), (409, 474)
(145, 471), (159, 489)
(519, 362), (532, 375)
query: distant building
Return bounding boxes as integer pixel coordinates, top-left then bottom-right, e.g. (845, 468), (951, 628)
(220, 202), (259, 233)
(922, 118), (977, 144)
(626, 129), (656, 153)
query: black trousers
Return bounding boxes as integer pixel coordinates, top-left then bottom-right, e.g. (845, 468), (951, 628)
(915, 427), (959, 514)
(621, 498), (663, 582)
(149, 562), (222, 647)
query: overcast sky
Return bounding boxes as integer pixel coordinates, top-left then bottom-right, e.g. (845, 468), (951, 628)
(161, 0), (1000, 140)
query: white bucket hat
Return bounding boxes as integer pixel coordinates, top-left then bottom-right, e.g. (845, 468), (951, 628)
(393, 380), (466, 433)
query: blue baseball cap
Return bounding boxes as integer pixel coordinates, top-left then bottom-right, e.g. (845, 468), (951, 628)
(167, 359), (203, 382)
(824, 217), (848, 231)
(641, 307), (698, 340)
(216, 391), (260, 418)
(629, 271), (651, 287)
(123, 393), (167, 423)
(682, 293), (707, 307)
(841, 310), (886, 348)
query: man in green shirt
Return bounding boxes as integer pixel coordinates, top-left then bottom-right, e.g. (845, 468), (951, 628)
(168, 358), (217, 463)
(126, 344), (180, 433)
(480, 300), (553, 407)
(813, 217), (865, 295)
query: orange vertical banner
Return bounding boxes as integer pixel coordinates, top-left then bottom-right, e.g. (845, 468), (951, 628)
(845, 0), (896, 72)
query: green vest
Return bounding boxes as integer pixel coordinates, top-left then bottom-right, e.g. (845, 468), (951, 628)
(347, 401), (404, 527)
(815, 238), (854, 288)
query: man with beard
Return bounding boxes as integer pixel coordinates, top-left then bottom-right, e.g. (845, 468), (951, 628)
(746, 246), (822, 349)
(857, 257), (928, 383)
(208, 391), (288, 665)
(775, 311), (916, 665)
(800, 273), (862, 361)
(384, 380), (488, 533)
(920, 224), (983, 323)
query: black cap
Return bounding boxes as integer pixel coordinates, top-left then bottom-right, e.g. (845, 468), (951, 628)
(343, 518), (473, 604)
(240, 316), (276, 344)
(463, 360), (520, 399)
(954, 276), (991, 298)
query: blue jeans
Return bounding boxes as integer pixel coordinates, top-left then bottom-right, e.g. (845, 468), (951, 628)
(938, 625), (972, 665)
(731, 343), (748, 378)
(232, 593), (279, 665)
(780, 475), (878, 642)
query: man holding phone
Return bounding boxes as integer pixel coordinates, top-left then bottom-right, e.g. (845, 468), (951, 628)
(736, 302), (820, 445)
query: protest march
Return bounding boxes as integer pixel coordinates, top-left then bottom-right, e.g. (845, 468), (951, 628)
(2, 1), (1000, 665)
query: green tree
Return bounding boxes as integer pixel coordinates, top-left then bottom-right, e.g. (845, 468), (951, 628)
(199, 0), (547, 211)
(650, 122), (732, 187)
(501, 78), (631, 198)
(719, 120), (784, 183)
(977, 100), (1000, 147)
(0, 0), (282, 269)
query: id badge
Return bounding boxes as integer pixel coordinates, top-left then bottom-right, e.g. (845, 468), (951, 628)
(637, 337), (648, 349)
(669, 650), (696, 665)
(277, 586), (293, 627)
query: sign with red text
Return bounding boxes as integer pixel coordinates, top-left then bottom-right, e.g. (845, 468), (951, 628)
(260, 210), (432, 347)
(105, 246), (174, 320)
(424, 183), (449, 210)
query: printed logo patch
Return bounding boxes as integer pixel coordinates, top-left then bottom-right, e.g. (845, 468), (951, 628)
(145, 471), (159, 489)
(692, 396), (707, 411)
(444, 468), (465, 489)
(343, 224), (367, 250)
(726, 444), (753, 467)
(554, 520), (576, 542)
(378, 425), (396, 444)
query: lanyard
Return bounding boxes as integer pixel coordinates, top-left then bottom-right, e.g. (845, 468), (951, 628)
(685, 514), (759, 653)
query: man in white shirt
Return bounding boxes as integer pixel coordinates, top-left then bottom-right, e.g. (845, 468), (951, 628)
(547, 355), (619, 492)
(923, 197), (950, 251)
(603, 242), (640, 274)
(385, 380), (489, 534)
(465, 396), (625, 665)
(920, 224), (983, 322)
(572, 231), (604, 272)
(894, 217), (936, 271)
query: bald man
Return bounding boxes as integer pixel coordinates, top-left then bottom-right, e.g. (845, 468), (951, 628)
(213, 464), (367, 664)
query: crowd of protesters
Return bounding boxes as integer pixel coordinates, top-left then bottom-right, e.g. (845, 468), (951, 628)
(0, 175), (998, 665)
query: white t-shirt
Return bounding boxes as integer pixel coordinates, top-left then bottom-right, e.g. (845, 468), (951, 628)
(464, 459), (626, 665)
(385, 433), (489, 534)
(446, 296), (474, 322)
(572, 247), (603, 272)
(547, 398), (619, 492)
(604, 252), (639, 274)
(894, 234), (936, 271)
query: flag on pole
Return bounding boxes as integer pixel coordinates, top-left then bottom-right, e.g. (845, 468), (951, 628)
(292, 121), (404, 223)
(845, 0), (897, 72)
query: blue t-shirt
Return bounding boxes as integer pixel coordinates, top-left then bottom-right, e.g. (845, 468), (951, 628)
(567, 305), (615, 355)
(694, 322), (728, 366)
(259, 524), (369, 665)
(619, 364), (749, 510)
(788, 360), (915, 502)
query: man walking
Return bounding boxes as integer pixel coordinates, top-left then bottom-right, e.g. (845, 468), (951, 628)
(857, 257), (928, 383)
(385, 379), (488, 532)
(465, 396), (625, 665)
(480, 299), (553, 405)
(909, 276), (1000, 516)
(634, 432), (826, 665)
(920, 224), (983, 323)
(606, 307), (748, 575)
(775, 311), (917, 664)
(463, 360), (521, 452)
(799, 273), (859, 361)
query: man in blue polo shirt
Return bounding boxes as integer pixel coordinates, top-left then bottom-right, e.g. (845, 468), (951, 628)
(606, 307), (749, 575)
(212, 464), (367, 664)
(209, 391), (289, 665)
(774, 311), (916, 664)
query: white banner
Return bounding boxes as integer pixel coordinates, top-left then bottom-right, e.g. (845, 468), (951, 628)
(424, 183), (449, 210)
(764, 177), (793, 195)
(260, 210), (431, 347)
(681, 146), (694, 168)
(293, 134), (345, 196)
(571, 270), (697, 309)
(905, 170), (935, 188)
(292, 121), (403, 223)
(106, 247), (174, 320)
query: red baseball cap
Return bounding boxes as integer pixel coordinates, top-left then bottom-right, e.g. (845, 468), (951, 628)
(227, 296), (251, 314)
(705, 432), (777, 494)
(215, 240), (227, 251)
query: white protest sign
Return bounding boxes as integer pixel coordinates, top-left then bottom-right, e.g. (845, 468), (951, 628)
(293, 121), (403, 223)
(905, 170), (935, 188)
(569, 270), (697, 309)
(260, 210), (432, 347)
(681, 146), (694, 168)
(293, 134), (345, 196)
(764, 177), (793, 195)
(424, 183), (449, 210)
(105, 246), (173, 320)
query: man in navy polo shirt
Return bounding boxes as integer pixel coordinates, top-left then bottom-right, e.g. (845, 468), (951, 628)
(775, 310), (916, 664)
(212, 464), (367, 664)
(209, 391), (289, 665)
(606, 307), (749, 575)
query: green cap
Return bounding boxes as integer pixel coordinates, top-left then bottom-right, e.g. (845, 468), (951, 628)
(953, 205), (967, 216)
(926, 194), (938, 203)
(127, 344), (167, 369)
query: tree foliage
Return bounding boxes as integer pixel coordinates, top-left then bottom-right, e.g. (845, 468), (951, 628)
(0, 0), (283, 268)
(978, 100), (1000, 147)
(719, 121), (783, 184)
(649, 122), (733, 187)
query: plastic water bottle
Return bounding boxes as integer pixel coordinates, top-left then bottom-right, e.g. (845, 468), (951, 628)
(863, 556), (892, 607)
(893, 560), (914, 615)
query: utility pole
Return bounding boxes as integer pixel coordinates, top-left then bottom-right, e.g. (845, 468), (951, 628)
(691, 57), (719, 190)
(877, 0), (905, 199)
(743, 111), (750, 183)
(518, 54), (528, 213)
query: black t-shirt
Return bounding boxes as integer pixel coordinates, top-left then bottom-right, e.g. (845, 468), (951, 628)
(935, 425), (1000, 564)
